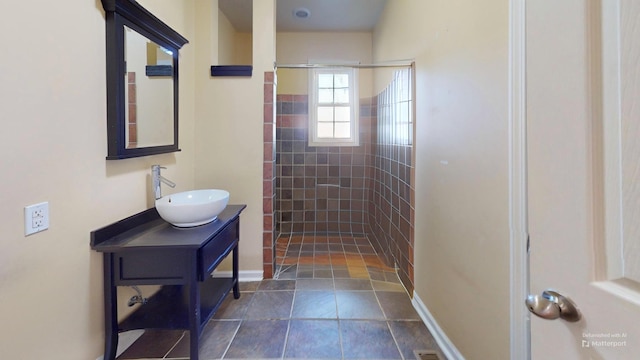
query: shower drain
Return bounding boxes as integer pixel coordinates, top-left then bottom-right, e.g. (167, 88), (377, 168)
(414, 349), (442, 360)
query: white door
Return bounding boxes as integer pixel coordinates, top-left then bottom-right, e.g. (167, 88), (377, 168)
(527, 0), (640, 358)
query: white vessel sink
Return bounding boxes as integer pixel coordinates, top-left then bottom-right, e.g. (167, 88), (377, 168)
(155, 189), (229, 227)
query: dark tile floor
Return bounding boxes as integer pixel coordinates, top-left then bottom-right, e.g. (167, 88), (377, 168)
(117, 234), (444, 360)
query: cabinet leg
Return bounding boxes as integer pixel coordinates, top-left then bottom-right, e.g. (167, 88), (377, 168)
(187, 275), (201, 360)
(232, 244), (240, 299)
(103, 254), (118, 360)
(104, 330), (118, 360)
(190, 330), (199, 360)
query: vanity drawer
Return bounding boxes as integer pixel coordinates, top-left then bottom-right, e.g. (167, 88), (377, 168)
(115, 249), (189, 285)
(199, 218), (238, 278)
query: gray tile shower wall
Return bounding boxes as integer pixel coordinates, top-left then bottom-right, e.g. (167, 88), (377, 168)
(368, 68), (415, 293)
(367, 138), (414, 293)
(275, 95), (373, 235)
(275, 71), (414, 293)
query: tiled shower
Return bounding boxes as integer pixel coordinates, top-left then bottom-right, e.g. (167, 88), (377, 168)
(264, 67), (415, 292)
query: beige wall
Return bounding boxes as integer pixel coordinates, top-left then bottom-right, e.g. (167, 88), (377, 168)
(276, 32), (373, 97)
(374, 0), (510, 359)
(0, 0), (196, 358)
(233, 32), (253, 65)
(217, 5), (236, 65)
(0, 0), (511, 358)
(194, 0), (276, 273)
(217, 4), (252, 65)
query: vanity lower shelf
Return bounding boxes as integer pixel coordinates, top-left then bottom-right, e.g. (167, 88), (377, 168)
(119, 277), (235, 332)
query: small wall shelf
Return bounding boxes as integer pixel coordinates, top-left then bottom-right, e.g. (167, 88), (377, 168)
(210, 65), (253, 77)
(145, 65), (172, 77)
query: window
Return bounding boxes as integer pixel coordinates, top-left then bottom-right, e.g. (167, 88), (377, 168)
(308, 68), (358, 146)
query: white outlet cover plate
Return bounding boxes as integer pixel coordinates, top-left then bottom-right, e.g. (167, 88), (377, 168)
(25, 202), (49, 236)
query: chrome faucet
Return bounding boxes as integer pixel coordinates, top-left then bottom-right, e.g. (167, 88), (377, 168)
(151, 165), (176, 200)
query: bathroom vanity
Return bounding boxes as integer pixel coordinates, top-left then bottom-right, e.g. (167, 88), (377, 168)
(91, 205), (246, 360)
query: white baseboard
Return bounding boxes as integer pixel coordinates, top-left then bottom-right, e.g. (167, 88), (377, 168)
(211, 270), (264, 282)
(412, 291), (465, 360)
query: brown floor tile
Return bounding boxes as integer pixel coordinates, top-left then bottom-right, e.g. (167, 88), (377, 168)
(296, 268), (314, 278)
(314, 243), (330, 252)
(347, 266), (369, 278)
(332, 265), (348, 272)
(314, 269), (334, 278)
(369, 269), (386, 281)
(377, 291), (421, 320)
(334, 278), (373, 291)
(343, 244), (360, 253)
(117, 329), (183, 359)
(277, 265), (298, 280)
(330, 254), (347, 266)
(336, 291), (385, 319)
(282, 256), (298, 265)
(353, 237), (370, 245)
(213, 292), (253, 320)
(290, 235), (303, 244)
(358, 244), (376, 254)
(312, 235), (330, 243)
(285, 250), (300, 258)
(300, 244), (315, 252)
(225, 319), (288, 358)
(284, 320), (342, 359)
(388, 320), (443, 360)
(244, 291), (294, 319)
(297, 256), (314, 265)
(340, 320), (401, 359)
(362, 254), (385, 267)
(345, 253), (363, 261)
(313, 253), (331, 265)
(372, 280), (405, 292)
(238, 281), (261, 292)
(258, 279), (296, 291)
(292, 291), (337, 319)
(296, 278), (335, 290)
(333, 268), (351, 278)
(384, 270), (402, 283)
(166, 320), (240, 358)
(328, 243), (344, 252)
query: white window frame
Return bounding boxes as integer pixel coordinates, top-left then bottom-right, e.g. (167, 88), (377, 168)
(308, 67), (359, 146)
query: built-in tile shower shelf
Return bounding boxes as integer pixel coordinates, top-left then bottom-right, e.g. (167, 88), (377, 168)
(210, 65), (252, 77)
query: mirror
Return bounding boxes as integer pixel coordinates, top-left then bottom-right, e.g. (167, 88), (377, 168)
(124, 26), (174, 148)
(101, 0), (188, 159)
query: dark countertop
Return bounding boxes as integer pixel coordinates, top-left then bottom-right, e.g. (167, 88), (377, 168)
(91, 204), (246, 252)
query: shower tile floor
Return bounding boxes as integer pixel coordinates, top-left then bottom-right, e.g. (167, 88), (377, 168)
(117, 234), (444, 360)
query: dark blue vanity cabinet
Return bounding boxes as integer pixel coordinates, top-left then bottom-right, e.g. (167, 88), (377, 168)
(91, 205), (246, 360)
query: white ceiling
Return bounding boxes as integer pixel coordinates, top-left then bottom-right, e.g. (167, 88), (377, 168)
(218, 0), (388, 33)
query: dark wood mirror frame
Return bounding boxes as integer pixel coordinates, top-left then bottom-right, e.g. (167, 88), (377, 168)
(102, 0), (189, 160)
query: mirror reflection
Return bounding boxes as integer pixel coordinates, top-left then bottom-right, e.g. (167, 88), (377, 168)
(124, 26), (174, 149)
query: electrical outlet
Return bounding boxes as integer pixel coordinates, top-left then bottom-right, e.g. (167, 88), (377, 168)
(25, 202), (49, 236)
